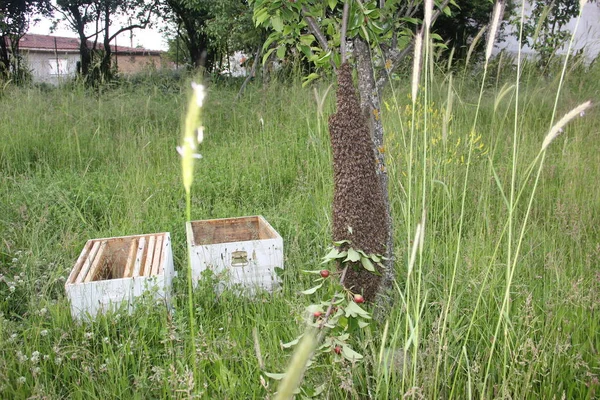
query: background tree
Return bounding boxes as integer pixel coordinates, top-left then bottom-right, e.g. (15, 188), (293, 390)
(162, 0), (262, 73)
(0, 0), (50, 83)
(521, 0), (594, 67)
(54, 0), (97, 78)
(161, 0), (213, 71)
(54, 0), (157, 83)
(434, 0), (515, 60)
(96, 0), (157, 80)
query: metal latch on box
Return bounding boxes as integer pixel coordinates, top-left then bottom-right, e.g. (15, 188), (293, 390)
(231, 250), (248, 267)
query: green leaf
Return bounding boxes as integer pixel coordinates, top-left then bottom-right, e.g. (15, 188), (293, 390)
(302, 73), (320, 87)
(360, 256), (376, 272)
(341, 345), (364, 362)
(255, 9), (270, 26)
(298, 44), (312, 58)
(301, 282), (323, 295)
(358, 320), (370, 328)
(276, 45), (286, 60)
(333, 240), (350, 246)
(370, 254), (381, 263)
(328, 0), (337, 10)
(345, 301), (372, 319)
(281, 335), (302, 348)
(345, 248), (361, 263)
(262, 47), (275, 65)
(271, 14), (284, 33)
(264, 372), (285, 380)
(299, 34), (315, 46)
(323, 247), (340, 260)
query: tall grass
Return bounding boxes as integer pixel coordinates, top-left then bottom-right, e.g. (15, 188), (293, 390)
(1, 25), (600, 399)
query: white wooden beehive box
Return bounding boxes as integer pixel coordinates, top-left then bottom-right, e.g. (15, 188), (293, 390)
(186, 216), (283, 294)
(65, 232), (174, 320)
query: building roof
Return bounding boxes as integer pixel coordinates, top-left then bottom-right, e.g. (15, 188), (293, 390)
(17, 33), (162, 55)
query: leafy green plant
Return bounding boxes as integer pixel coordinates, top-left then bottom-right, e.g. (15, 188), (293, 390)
(265, 242), (377, 398)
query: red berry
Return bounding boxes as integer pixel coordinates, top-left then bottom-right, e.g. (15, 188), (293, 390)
(354, 294), (365, 304)
(313, 311), (322, 318)
(333, 346), (342, 354)
(320, 270), (330, 278)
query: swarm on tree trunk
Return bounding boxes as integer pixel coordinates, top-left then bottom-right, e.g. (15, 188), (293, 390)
(328, 62), (389, 302)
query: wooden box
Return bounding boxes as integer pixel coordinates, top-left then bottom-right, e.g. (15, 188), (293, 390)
(65, 232), (174, 320)
(186, 216), (283, 294)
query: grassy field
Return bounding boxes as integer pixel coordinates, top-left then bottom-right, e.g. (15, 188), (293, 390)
(1, 57), (599, 399)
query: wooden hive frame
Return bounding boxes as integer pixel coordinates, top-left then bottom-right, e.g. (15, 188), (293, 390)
(65, 232), (174, 320)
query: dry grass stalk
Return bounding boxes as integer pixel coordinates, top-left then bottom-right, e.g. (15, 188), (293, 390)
(411, 30), (423, 104)
(486, 1), (505, 61)
(542, 101), (591, 151)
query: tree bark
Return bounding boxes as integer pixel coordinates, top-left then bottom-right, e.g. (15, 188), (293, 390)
(236, 44), (261, 100)
(353, 37), (394, 292)
(0, 35), (10, 79)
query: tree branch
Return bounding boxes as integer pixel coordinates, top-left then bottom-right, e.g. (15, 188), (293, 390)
(236, 43), (262, 100)
(340, 0), (349, 63)
(301, 5), (337, 70)
(375, 0), (450, 92)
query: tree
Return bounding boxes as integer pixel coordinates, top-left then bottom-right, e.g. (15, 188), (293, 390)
(162, 0), (263, 73)
(161, 0), (213, 70)
(251, 0), (453, 300)
(0, 0), (51, 83)
(96, 0), (157, 80)
(434, 0), (515, 60)
(521, 0), (593, 67)
(54, 0), (157, 83)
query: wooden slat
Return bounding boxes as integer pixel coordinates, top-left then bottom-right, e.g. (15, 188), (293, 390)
(122, 238), (138, 278)
(75, 241), (101, 284)
(151, 234), (163, 276)
(142, 235), (156, 276)
(68, 241), (93, 284)
(132, 236), (146, 277)
(84, 241), (107, 283)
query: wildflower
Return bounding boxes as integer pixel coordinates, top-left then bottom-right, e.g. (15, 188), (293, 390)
(31, 351), (40, 364)
(40, 329), (48, 337)
(16, 376), (26, 386)
(9, 285), (15, 293)
(11, 258), (18, 263)
(85, 332), (94, 340)
(54, 357), (62, 366)
(32, 367), (40, 375)
(39, 308), (47, 316)
(16, 351), (28, 363)
(103, 337), (110, 344)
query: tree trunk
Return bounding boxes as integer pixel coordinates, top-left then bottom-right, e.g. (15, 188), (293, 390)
(0, 35), (10, 79)
(78, 34), (91, 77)
(353, 37), (394, 293)
(100, 6), (112, 81)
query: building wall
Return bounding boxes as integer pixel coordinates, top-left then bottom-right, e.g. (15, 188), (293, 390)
(20, 50), (166, 84)
(494, 1), (600, 62)
(114, 54), (165, 74)
(21, 50), (79, 84)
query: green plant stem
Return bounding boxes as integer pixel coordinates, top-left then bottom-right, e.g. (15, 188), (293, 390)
(185, 188), (198, 385)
